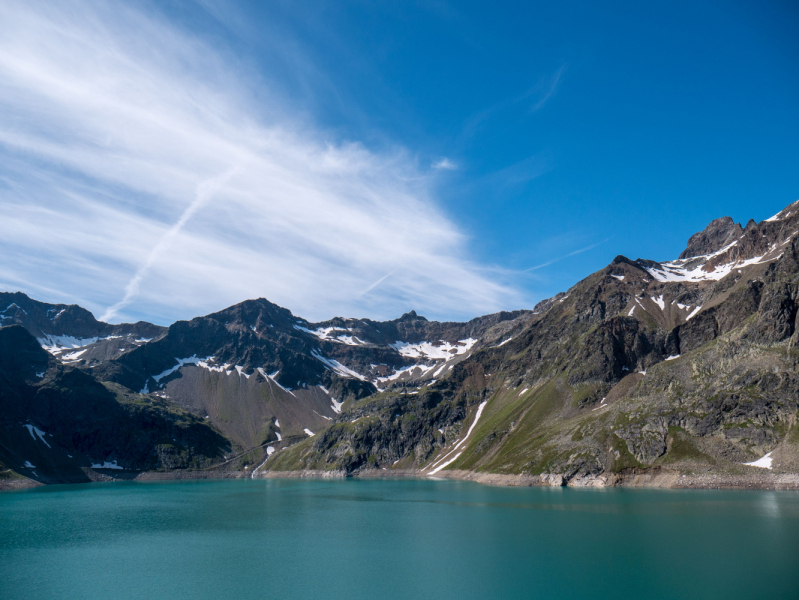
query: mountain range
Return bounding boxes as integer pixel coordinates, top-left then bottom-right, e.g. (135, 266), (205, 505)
(3, 200), (799, 489)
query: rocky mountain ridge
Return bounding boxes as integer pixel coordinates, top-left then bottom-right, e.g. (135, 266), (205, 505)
(0, 291), (165, 365)
(3, 199), (799, 489)
(267, 200), (799, 487)
(0, 290), (529, 485)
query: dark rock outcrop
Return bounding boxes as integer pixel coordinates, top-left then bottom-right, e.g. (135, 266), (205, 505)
(679, 216), (743, 259)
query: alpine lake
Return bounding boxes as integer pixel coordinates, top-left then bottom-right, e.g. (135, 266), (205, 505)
(2, 477), (798, 599)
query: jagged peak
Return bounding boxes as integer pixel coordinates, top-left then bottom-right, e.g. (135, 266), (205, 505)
(398, 310), (427, 322)
(679, 216), (743, 260)
(763, 198), (799, 224)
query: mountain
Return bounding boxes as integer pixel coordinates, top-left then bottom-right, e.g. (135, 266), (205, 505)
(267, 200), (799, 488)
(0, 291), (528, 486)
(0, 292), (165, 364)
(0, 325), (228, 487)
(3, 200), (799, 489)
(89, 300), (529, 455)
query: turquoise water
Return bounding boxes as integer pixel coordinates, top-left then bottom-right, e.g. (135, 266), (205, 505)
(2, 479), (798, 599)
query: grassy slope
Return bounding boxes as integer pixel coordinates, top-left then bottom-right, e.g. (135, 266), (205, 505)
(265, 241), (799, 480)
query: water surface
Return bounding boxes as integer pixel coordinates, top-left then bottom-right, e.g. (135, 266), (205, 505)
(2, 478), (798, 599)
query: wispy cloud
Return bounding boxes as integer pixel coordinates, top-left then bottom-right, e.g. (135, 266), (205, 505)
(468, 153), (552, 191)
(0, 0), (523, 324)
(99, 168), (238, 322)
(357, 271), (394, 298)
(529, 66), (566, 114)
(460, 65), (567, 139)
(524, 238), (610, 272)
(432, 158), (458, 170)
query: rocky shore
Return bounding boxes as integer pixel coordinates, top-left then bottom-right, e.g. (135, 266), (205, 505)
(5, 465), (799, 492)
(256, 467), (799, 490)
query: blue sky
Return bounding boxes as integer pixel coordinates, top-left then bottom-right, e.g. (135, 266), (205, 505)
(0, 1), (797, 324)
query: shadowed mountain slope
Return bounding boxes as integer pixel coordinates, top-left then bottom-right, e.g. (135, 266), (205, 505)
(0, 326), (230, 486)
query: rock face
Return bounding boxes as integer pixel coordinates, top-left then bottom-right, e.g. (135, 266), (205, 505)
(0, 326), (229, 485)
(0, 291), (165, 365)
(0, 293), (529, 484)
(0, 291), (165, 341)
(5, 199), (799, 487)
(86, 298), (529, 453)
(679, 216), (743, 259)
(269, 199), (799, 483)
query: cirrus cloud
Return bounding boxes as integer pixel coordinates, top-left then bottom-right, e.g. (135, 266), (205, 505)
(0, 0), (524, 325)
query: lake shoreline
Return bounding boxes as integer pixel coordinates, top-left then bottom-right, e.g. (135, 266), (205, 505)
(5, 465), (799, 491)
(262, 467), (799, 490)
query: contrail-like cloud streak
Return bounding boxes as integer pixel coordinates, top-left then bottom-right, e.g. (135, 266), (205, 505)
(0, 1), (524, 324)
(524, 238), (610, 272)
(100, 168), (237, 322)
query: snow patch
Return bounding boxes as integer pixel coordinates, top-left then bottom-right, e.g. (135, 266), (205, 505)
(151, 356), (209, 382)
(390, 338), (477, 360)
(294, 325), (366, 346)
(652, 295), (665, 310)
(38, 334), (101, 354)
(743, 452), (773, 469)
(24, 424), (51, 448)
(304, 428), (315, 437)
(24, 461), (35, 468)
(664, 355), (681, 361)
(432, 362), (450, 377)
(428, 400), (488, 474)
(61, 349), (88, 361)
(376, 363), (438, 384)
(330, 397), (344, 414)
(686, 306), (703, 320)
(311, 350), (367, 381)
(518, 387), (529, 397)
(611, 274), (625, 281)
(765, 208), (790, 222)
(429, 451), (463, 474)
(257, 368), (296, 396)
(196, 358), (230, 373)
(646, 246), (784, 284)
